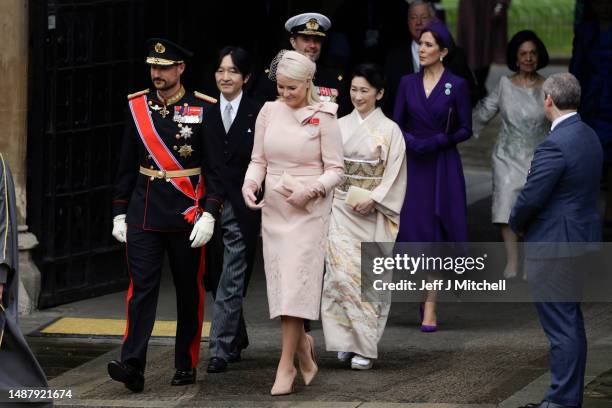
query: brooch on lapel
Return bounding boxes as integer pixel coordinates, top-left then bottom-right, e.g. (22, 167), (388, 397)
(306, 117), (320, 136)
(444, 82), (452, 96)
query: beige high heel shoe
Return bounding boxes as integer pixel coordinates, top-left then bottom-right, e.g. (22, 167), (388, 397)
(270, 366), (296, 396)
(299, 334), (318, 386)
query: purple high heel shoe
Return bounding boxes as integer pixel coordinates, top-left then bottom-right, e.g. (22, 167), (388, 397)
(419, 303), (438, 333)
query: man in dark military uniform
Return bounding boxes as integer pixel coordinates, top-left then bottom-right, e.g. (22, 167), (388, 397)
(251, 12), (349, 115)
(108, 38), (222, 392)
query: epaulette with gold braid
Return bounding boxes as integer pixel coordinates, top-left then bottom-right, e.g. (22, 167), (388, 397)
(194, 91), (217, 104)
(127, 89), (150, 100)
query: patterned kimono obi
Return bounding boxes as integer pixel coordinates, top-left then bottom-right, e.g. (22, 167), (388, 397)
(337, 158), (385, 192)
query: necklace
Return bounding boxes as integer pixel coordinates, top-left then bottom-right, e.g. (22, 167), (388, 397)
(517, 74), (538, 88)
(423, 66), (444, 95)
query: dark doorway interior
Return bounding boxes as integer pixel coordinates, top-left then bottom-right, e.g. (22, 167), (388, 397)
(27, 0), (413, 307)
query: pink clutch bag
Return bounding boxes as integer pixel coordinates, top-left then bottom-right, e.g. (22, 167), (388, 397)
(272, 172), (315, 212)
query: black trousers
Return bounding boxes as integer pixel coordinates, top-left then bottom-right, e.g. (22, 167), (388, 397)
(121, 226), (205, 371)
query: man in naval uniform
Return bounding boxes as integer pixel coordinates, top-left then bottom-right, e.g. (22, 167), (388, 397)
(252, 12), (349, 115)
(108, 38), (222, 392)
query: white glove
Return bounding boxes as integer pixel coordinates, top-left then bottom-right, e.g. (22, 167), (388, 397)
(112, 214), (127, 243)
(189, 212), (215, 248)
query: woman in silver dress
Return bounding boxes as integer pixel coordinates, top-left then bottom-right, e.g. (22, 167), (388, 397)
(473, 30), (550, 279)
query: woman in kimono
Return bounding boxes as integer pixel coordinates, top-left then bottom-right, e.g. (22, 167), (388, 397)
(473, 30), (549, 279)
(393, 21), (472, 331)
(242, 50), (344, 395)
(322, 64), (407, 370)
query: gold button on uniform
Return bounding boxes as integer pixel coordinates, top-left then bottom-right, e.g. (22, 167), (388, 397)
(173, 146), (178, 151)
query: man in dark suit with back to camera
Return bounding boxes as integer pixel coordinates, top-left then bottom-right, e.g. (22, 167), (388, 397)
(510, 73), (603, 408)
(204, 46), (262, 374)
(109, 38), (222, 392)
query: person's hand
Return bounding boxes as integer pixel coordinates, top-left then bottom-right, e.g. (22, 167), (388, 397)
(308, 181), (326, 198)
(352, 198), (376, 215)
(189, 212), (215, 248)
(112, 214), (127, 243)
(286, 184), (317, 209)
(242, 179), (265, 210)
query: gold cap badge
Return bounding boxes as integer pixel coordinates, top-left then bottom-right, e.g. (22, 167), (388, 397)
(154, 42), (166, 53)
(305, 19), (319, 31)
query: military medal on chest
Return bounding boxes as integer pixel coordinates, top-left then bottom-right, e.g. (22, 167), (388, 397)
(179, 125), (193, 139)
(168, 104), (202, 159)
(174, 104), (203, 124)
(159, 106), (170, 118)
(175, 123), (194, 158)
(316, 86), (339, 103)
(178, 144), (194, 158)
(148, 99), (170, 118)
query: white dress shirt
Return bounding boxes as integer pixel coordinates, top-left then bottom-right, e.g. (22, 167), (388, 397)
(551, 111), (578, 132)
(411, 40), (420, 73)
(219, 91), (243, 123)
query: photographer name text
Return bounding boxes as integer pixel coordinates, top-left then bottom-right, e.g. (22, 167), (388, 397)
(373, 279), (506, 292)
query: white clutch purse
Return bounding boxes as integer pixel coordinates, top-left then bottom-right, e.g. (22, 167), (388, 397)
(345, 185), (371, 207)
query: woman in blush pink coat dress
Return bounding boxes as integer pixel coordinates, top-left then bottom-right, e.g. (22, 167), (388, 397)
(241, 50), (344, 396)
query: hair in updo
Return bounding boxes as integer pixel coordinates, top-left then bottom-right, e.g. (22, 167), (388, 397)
(269, 50), (320, 105)
(352, 63), (385, 92)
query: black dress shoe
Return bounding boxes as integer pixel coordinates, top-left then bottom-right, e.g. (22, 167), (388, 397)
(518, 404), (540, 408)
(227, 349), (242, 363)
(171, 368), (196, 386)
(207, 357), (228, 373)
(107, 360), (144, 393)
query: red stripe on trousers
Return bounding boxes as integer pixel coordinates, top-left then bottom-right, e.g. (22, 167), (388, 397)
(122, 240), (134, 345)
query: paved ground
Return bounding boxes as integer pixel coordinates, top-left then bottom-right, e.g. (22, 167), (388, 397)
(15, 64), (612, 407)
(27, 275), (612, 407)
(22, 190), (612, 407)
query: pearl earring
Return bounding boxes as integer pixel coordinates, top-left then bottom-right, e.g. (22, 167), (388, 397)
(440, 56), (444, 62)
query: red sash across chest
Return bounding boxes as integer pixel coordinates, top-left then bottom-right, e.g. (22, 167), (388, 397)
(129, 95), (204, 224)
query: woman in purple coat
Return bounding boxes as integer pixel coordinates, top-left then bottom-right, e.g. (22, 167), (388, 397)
(393, 21), (472, 331)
